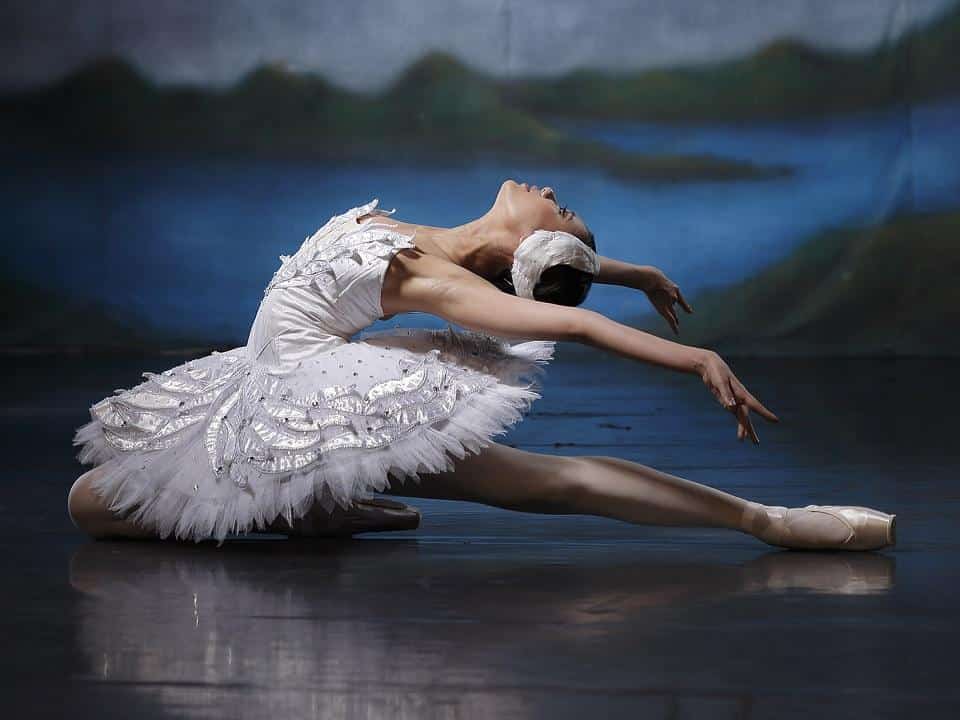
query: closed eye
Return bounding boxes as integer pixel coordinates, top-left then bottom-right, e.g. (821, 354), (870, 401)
(547, 190), (574, 219)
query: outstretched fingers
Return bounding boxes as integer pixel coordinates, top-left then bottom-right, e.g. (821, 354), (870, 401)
(664, 304), (679, 334)
(655, 293), (680, 335)
(702, 354), (780, 445)
(665, 287), (693, 333)
(734, 402), (758, 444)
(676, 287), (694, 314)
(728, 378), (758, 444)
(731, 377), (780, 423)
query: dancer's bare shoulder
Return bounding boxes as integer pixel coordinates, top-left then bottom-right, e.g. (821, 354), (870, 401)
(380, 243), (485, 316)
(380, 241), (588, 342)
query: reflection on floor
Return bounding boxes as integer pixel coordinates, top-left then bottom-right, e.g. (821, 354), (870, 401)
(3, 354), (958, 719)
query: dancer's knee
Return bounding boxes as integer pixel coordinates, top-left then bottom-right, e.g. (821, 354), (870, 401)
(557, 456), (606, 508)
(552, 455), (630, 512)
(385, 445), (594, 515)
(510, 455), (594, 514)
(67, 470), (112, 539)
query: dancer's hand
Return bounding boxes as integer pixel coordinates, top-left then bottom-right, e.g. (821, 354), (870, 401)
(696, 351), (779, 444)
(640, 267), (693, 335)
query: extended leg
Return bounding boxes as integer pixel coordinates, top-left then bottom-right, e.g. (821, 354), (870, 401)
(382, 442), (748, 529)
(382, 443), (895, 550)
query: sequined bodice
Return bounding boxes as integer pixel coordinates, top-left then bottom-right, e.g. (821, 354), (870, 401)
(246, 199), (417, 371)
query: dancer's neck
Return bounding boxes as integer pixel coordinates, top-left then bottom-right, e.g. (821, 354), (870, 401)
(387, 212), (516, 281)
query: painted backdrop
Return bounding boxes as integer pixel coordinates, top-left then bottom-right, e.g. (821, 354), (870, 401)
(2, 0), (958, 355)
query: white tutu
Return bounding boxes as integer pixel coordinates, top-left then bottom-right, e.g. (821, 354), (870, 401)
(74, 199), (555, 543)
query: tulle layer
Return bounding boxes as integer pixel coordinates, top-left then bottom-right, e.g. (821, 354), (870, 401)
(74, 326), (555, 544)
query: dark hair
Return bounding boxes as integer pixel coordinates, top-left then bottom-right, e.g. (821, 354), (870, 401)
(492, 228), (596, 306)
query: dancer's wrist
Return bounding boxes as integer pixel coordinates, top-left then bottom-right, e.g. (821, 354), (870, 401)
(631, 264), (659, 293)
(685, 347), (715, 376)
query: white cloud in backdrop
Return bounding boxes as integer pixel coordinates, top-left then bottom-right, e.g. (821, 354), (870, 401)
(0, 0), (954, 90)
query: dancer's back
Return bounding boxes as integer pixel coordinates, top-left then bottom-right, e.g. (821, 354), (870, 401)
(247, 198), (419, 370)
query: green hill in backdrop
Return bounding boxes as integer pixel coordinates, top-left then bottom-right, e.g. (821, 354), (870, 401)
(0, 54), (780, 184)
(6, 1), (958, 177)
(3, 2), (958, 169)
(627, 211), (960, 356)
(503, 2), (960, 121)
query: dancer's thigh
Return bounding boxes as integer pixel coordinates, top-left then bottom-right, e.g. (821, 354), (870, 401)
(381, 442), (581, 513)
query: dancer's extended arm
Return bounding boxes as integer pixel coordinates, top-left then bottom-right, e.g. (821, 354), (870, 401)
(386, 251), (703, 374)
(384, 251), (778, 441)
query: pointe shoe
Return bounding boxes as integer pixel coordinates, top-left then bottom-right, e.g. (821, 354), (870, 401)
(741, 501), (896, 551)
(272, 497), (422, 537)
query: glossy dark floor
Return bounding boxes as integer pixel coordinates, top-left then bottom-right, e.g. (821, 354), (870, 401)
(3, 352), (958, 719)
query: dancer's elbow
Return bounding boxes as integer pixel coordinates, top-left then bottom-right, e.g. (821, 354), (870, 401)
(565, 307), (605, 345)
(419, 281), (586, 343)
(476, 301), (593, 343)
(452, 306), (585, 343)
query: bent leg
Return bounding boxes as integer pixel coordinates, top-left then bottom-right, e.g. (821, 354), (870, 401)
(69, 466), (422, 541)
(68, 467), (158, 540)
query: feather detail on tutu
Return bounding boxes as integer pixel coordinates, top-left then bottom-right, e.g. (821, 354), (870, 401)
(73, 327), (555, 545)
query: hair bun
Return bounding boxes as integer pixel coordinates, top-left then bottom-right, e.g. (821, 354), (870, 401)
(510, 230), (599, 300)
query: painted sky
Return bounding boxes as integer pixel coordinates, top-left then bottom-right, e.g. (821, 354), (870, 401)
(0, 0), (955, 91)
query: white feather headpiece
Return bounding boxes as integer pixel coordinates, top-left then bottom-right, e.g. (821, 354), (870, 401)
(510, 229), (600, 300)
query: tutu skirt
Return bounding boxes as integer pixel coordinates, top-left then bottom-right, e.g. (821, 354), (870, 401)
(74, 325), (554, 543)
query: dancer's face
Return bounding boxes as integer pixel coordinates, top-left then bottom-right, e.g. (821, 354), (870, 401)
(492, 179), (593, 244)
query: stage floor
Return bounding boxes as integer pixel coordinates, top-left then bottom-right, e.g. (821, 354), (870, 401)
(3, 352), (957, 719)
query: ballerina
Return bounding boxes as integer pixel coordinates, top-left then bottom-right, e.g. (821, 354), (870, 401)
(67, 179), (896, 550)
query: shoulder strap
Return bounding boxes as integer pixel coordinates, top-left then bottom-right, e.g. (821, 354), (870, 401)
(263, 199), (417, 300)
(350, 197), (395, 224)
(338, 198), (418, 257)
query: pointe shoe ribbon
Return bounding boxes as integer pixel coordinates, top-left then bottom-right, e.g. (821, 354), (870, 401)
(741, 502), (896, 551)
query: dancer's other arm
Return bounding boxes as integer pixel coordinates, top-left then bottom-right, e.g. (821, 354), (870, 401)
(594, 255), (662, 290)
(389, 251), (700, 373)
(385, 252), (778, 442)
(595, 255), (693, 336)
